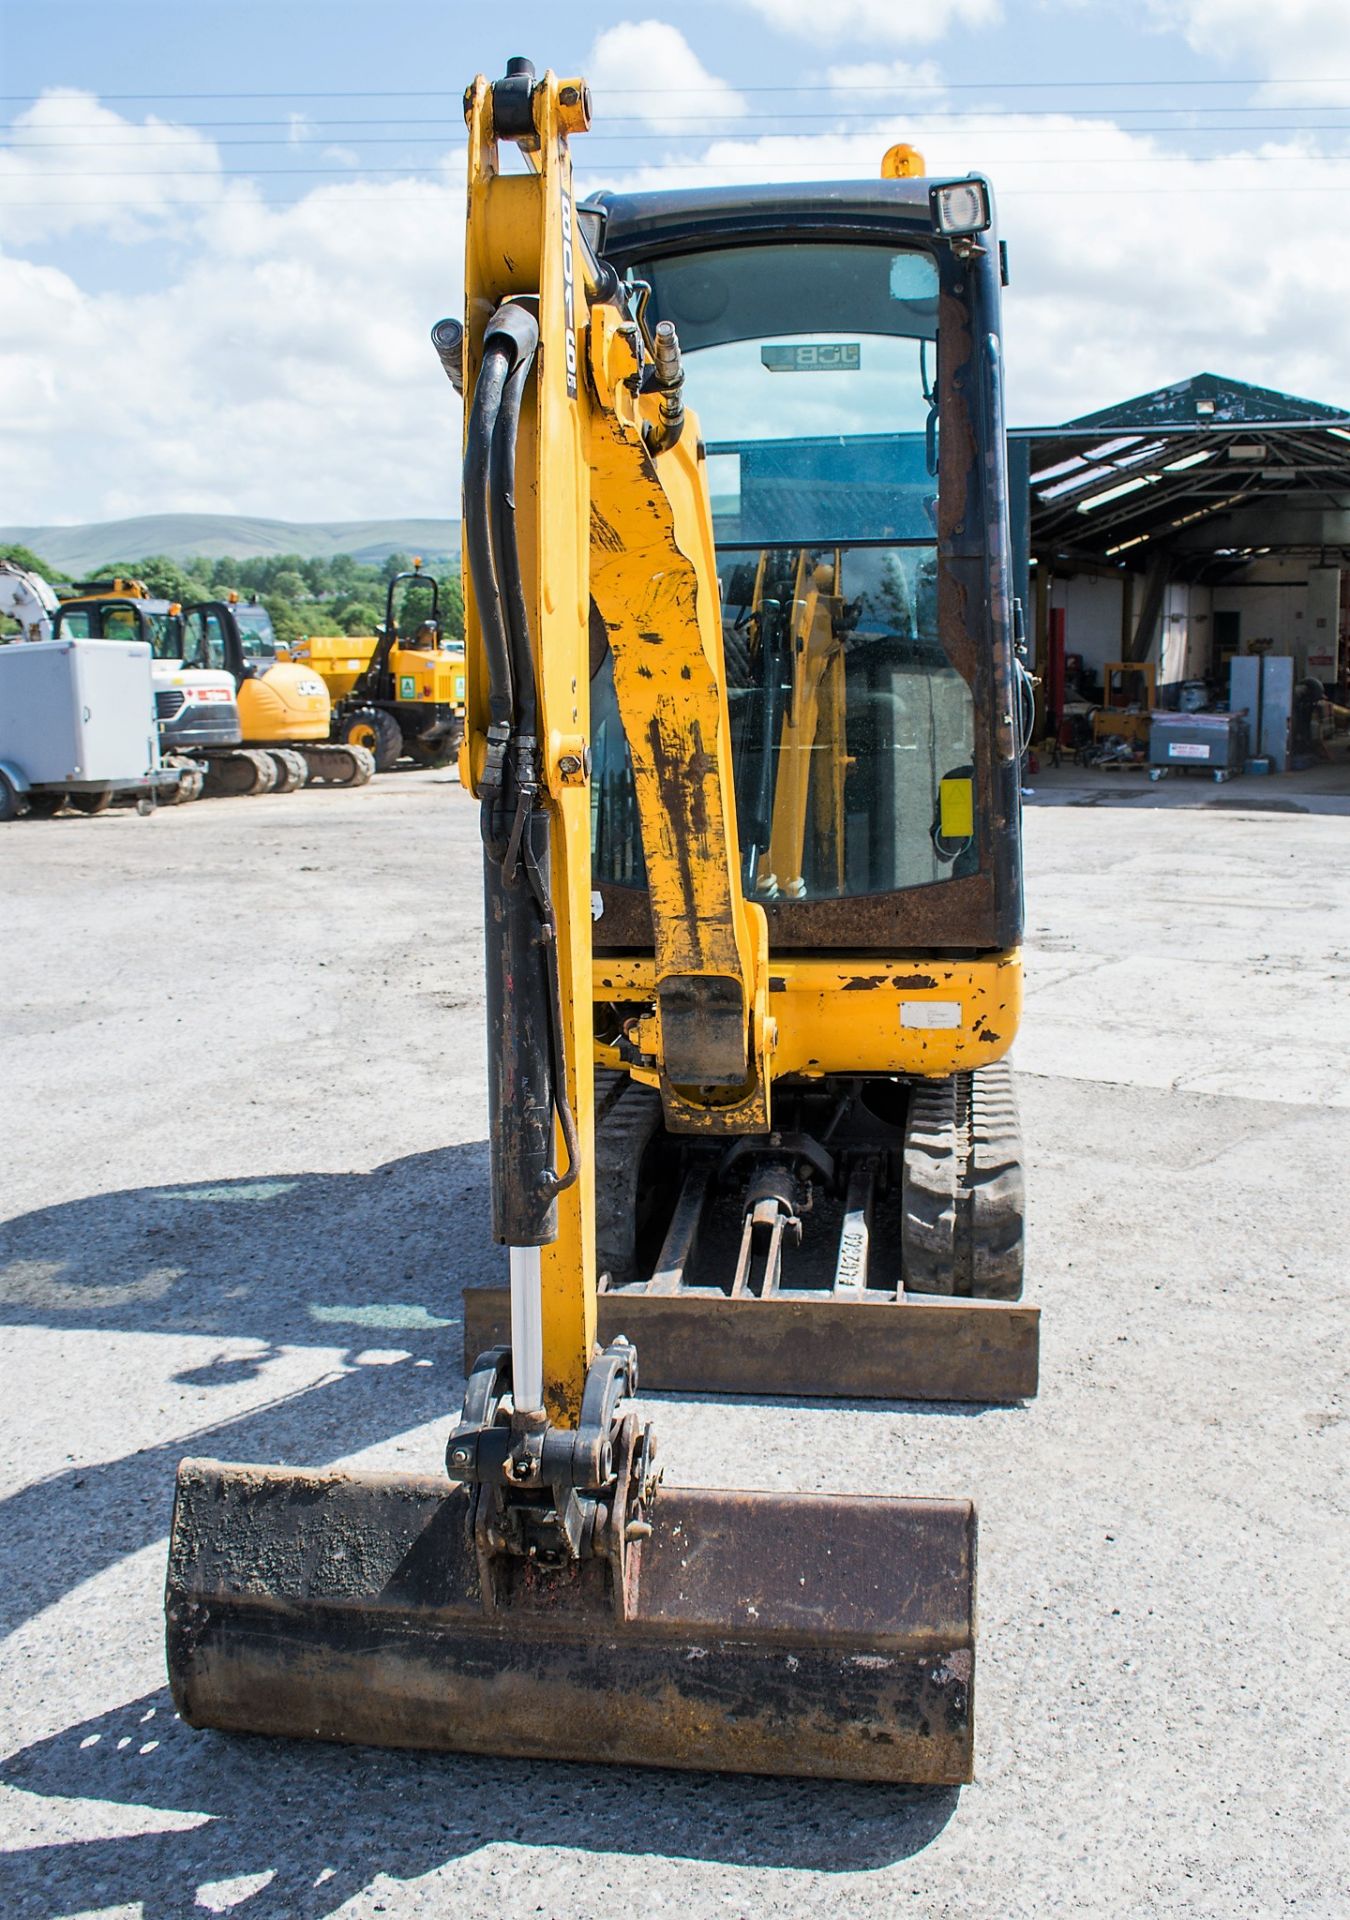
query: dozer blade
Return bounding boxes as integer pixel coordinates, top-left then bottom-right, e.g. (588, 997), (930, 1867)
(464, 1286), (1039, 1403)
(167, 1458), (976, 1785)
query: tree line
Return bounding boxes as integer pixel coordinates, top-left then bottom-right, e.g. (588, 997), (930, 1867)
(0, 543), (465, 649)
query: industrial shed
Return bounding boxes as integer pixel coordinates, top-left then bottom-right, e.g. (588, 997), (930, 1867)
(1012, 372), (1350, 704)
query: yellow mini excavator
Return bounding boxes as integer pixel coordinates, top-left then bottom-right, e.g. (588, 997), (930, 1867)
(179, 598), (375, 789)
(165, 58), (1035, 1786)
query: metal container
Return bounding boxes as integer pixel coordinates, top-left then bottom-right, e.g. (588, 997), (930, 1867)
(0, 638), (160, 789)
(1148, 710), (1249, 780)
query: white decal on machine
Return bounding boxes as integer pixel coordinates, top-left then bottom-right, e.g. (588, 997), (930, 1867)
(560, 184), (577, 399)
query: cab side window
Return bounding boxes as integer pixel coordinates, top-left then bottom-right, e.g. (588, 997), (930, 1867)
(102, 606), (139, 642)
(182, 609), (228, 671)
(202, 612), (228, 671)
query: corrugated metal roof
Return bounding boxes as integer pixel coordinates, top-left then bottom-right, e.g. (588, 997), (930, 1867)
(1013, 373), (1350, 561)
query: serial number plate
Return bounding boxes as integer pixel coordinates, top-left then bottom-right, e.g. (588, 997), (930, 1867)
(901, 1001), (962, 1030)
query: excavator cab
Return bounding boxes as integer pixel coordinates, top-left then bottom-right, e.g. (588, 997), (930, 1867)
(166, 61), (1029, 1790)
(465, 181), (1035, 1400)
(52, 588), (243, 758)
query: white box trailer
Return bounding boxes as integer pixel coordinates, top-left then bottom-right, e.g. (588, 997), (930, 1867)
(0, 637), (167, 819)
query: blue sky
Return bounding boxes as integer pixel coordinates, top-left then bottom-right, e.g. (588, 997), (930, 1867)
(2, 1), (1222, 124)
(4, 0), (1350, 522)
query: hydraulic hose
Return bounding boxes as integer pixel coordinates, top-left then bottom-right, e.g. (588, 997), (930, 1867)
(488, 304), (542, 744)
(464, 336), (515, 750)
(466, 298), (578, 1235)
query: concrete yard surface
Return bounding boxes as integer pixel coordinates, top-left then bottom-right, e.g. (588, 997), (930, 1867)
(0, 772), (1346, 1919)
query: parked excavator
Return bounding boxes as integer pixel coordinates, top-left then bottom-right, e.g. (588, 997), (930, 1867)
(166, 59), (1033, 1786)
(179, 597), (375, 789)
(0, 559), (61, 643)
(51, 582), (258, 799)
(50, 585), (372, 794)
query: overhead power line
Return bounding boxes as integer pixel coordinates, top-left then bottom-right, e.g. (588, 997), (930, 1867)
(6, 76), (1350, 102)
(8, 118), (1350, 150)
(8, 103), (1350, 134)
(6, 151), (1350, 182)
(11, 165), (1350, 182)
(1, 186), (1338, 208)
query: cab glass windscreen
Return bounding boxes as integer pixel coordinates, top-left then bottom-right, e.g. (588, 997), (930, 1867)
(233, 606), (277, 657)
(591, 240), (978, 904)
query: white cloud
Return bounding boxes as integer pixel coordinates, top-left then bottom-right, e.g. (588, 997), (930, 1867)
(7, 79), (1350, 526)
(584, 20), (747, 133)
(825, 60), (947, 97)
(0, 89), (226, 246)
(0, 99), (470, 521)
(572, 113), (1350, 425)
(740, 0), (1000, 45)
(1152, 0), (1350, 103)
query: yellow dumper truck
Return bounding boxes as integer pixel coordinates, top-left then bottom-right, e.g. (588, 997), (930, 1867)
(296, 561), (466, 771)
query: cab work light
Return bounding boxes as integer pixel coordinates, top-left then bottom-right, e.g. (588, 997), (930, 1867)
(930, 177), (991, 237)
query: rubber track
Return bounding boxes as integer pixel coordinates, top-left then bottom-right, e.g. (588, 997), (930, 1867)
(900, 1058), (1025, 1299)
(299, 744), (375, 786)
(202, 749), (277, 798)
(267, 749), (309, 793)
(593, 1072), (664, 1287)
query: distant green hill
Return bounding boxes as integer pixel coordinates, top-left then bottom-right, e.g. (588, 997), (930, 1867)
(1, 514), (459, 576)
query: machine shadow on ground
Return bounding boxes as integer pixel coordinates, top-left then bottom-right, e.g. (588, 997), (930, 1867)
(0, 1148), (496, 1642)
(673, 1385), (1024, 1418)
(0, 1153), (965, 1906)
(0, 1693), (958, 1917)
(0, 1149), (1023, 1639)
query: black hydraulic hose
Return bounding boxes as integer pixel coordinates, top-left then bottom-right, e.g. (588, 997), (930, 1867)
(749, 603), (781, 886)
(464, 336), (515, 745)
(522, 831), (580, 1201)
(472, 298), (579, 1208)
(489, 306), (541, 743)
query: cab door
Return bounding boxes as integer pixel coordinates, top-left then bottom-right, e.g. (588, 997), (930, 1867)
(180, 604), (237, 680)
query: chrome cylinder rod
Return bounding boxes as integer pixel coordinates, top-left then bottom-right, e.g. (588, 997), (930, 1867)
(508, 1244), (545, 1412)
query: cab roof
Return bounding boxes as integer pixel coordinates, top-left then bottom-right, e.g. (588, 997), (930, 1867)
(584, 178), (949, 268)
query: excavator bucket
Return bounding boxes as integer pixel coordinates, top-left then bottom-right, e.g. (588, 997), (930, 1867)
(166, 1458), (976, 1784)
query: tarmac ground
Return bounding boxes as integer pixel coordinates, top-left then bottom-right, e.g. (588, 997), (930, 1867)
(0, 767), (1346, 1919)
